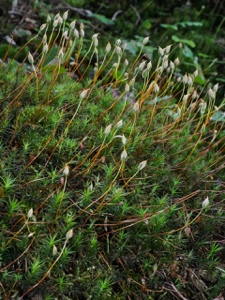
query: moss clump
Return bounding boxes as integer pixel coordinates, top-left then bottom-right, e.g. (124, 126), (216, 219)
(0, 12), (225, 300)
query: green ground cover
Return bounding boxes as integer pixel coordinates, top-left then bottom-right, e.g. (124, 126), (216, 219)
(0, 2), (225, 299)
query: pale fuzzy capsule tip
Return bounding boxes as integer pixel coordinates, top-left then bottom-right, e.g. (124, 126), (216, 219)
(193, 69), (199, 77)
(105, 42), (111, 53)
(74, 28), (79, 38)
(92, 33), (99, 41)
(137, 160), (147, 171)
(66, 229), (73, 240)
(80, 89), (89, 99)
(53, 19), (59, 28)
(63, 31), (68, 39)
(143, 36), (149, 45)
(58, 49), (64, 59)
(174, 57), (180, 66)
(182, 94), (189, 103)
(116, 46), (122, 56)
(158, 46), (164, 56)
(42, 33), (47, 44)
(104, 124), (112, 135)
(80, 28), (85, 38)
(116, 119), (123, 128)
(202, 196), (209, 209)
(125, 83), (130, 93)
(27, 208), (33, 219)
(92, 33), (99, 47)
(139, 60), (146, 71)
(39, 23), (47, 31)
(147, 61), (152, 70)
(121, 134), (127, 145)
(213, 83), (219, 92)
(183, 74), (188, 84)
(208, 88), (216, 99)
(115, 39), (121, 46)
(133, 101), (139, 112)
(47, 14), (51, 23)
(63, 165), (70, 176)
(165, 44), (172, 54)
(70, 20), (76, 30)
(124, 59), (129, 66)
(121, 149), (128, 161)
(170, 61), (175, 70)
(43, 43), (49, 54)
(57, 15), (63, 25)
(28, 52), (34, 65)
(63, 10), (69, 21)
(53, 245), (58, 256)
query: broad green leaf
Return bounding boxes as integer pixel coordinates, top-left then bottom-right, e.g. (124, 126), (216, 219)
(43, 47), (59, 66)
(125, 40), (139, 55)
(92, 13), (114, 25)
(194, 58), (206, 84)
(172, 35), (195, 48)
(210, 111), (225, 122)
(142, 20), (152, 29)
(178, 21), (203, 28)
(181, 45), (194, 58)
(194, 75), (206, 85)
(216, 77), (225, 83)
(161, 24), (178, 30)
(198, 52), (210, 58)
(161, 21), (202, 31)
(113, 69), (123, 81)
(42, 64), (67, 74)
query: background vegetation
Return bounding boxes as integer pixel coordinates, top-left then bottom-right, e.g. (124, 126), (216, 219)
(1, 0), (225, 90)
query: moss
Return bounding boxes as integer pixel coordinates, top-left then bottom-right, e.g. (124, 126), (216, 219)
(0, 12), (225, 300)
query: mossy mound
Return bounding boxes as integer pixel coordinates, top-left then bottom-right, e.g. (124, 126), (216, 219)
(0, 13), (225, 300)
